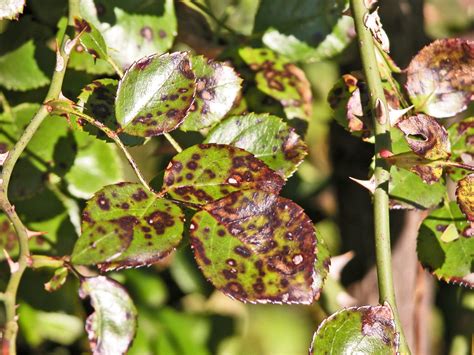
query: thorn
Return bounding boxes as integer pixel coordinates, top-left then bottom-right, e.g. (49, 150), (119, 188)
(26, 229), (47, 239)
(389, 105), (413, 126)
(3, 249), (19, 273)
(329, 251), (355, 281)
(349, 175), (376, 193)
(0, 151), (8, 166)
(375, 98), (387, 125)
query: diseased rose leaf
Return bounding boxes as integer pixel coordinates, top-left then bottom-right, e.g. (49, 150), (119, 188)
(0, 40), (49, 91)
(0, 0), (25, 20)
(79, 0), (177, 69)
(406, 38), (474, 118)
(385, 152), (444, 184)
(73, 17), (109, 63)
(44, 267), (69, 292)
(456, 174), (474, 222)
(309, 305), (399, 354)
(190, 190), (319, 304)
(79, 276), (137, 355)
(71, 182), (184, 271)
(447, 117), (474, 181)
(418, 201), (474, 287)
(313, 228), (330, 294)
(161, 144), (285, 206)
(239, 47), (312, 120)
(397, 114), (451, 160)
(115, 52), (196, 137)
(180, 55), (242, 131)
(76, 79), (143, 146)
(205, 113), (307, 178)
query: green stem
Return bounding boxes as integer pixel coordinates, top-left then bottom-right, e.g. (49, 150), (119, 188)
(0, 2), (79, 353)
(164, 132), (183, 153)
(350, 1), (410, 353)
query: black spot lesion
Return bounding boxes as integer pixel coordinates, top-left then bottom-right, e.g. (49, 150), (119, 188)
(96, 193), (111, 210)
(140, 26), (153, 41)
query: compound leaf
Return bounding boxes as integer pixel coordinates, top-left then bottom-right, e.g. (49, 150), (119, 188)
(190, 190), (320, 304)
(418, 201), (474, 287)
(309, 305), (399, 354)
(406, 38), (474, 118)
(79, 276), (137, 355)
(180, 55), (242, 131)
(161, 144), (285, 206)
(205, 113), (307, 178)
(72, 182), (184, 271)
(115, 52), (196, 137)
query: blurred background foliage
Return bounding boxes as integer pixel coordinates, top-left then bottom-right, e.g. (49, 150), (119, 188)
(0, 0), (473, 354)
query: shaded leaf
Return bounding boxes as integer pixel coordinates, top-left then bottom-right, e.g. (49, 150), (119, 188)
(190, 190), (319, 304)
(447, 117), (474, 181)
(180, 55), (242, 131)
(44, 267), (69, 292)
(456, 174), (474, 222)
(309, 305), (399, 354)
(0, 0), (25, 20)
(397, 114), (450, 160)
(205, 113), (307, 178)
(255, 0), (352, 62)
(0, 40), (49, 91)
(79, 276), (137, 354)
(161, 144), (285, 206)
(406, 38), (474, 118)
(80, 0), (177, 69)
(239, 48), (312, 120)
(71, 182), (184, 271)
(418, 202), (474, 287)
(115, 52), (196, 137)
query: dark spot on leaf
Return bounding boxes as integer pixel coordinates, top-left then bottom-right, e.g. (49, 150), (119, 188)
(140, 26), (153, 41)
(136, 57), (153, 70)
(234, 245), (251, 258)
(97, 193), (111, 210)
(132, 189), (148, 202)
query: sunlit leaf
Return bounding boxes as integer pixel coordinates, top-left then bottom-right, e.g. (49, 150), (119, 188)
(385, 151), (444, 184)
(456, 174), (474, 222)
(0, 40), (49, 91)
(205, 113), (307, 178)
(79, 276), (137, 354)
(397, 114), (450, 160)
(0, 0), (25, 20)
(312, 228), (331, 293)
(309, 305), (399, 354)
(418, 201), (474, 287)
(44, 267), (69, 292)
(180, 55), (242, 131)
(447, 117), (474, 181)
(115, 52), (196, 137)
(255, 0), (352, 62)
(239, 47), (312, 120)
(73, 17), (108, 62)
(161, 144), (284, 205)
(71, 182), (184, 271)
(190, 190), (320, 304)
(406, 38), (474, 118)
(79, 0), (177, 69)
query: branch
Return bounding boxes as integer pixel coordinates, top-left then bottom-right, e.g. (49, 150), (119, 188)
(350, 0), (410, 353)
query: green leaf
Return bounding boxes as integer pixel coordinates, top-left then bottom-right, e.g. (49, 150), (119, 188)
(71, 182), (184, 271)
(309, 305), (399, 354)
(406, 38), (474, 118)
(76, 79), (144, 146)
(115, 52), (196, 137)
(65, 130), (123, 199)
(161, 143), (285, 206)
(79, 276), (137, 354)
(44, 267), (69, 292)
(262, 15), (354, 63)
(389, 167), (445, 209)
(385, 152), (444, 184)
(447, 117), (474, 181)
(205, 113), (307, 178)
(190, 190), (320, 304)
(80, 0), (177, 69)
(312, 228), (331, 293)
(0, 40), (49, 91)
(418, 201), (474, 287)
(0, 0), (25, 20)
(239, 47), (312, 120)
(456, 174), (474, 222)
(73, 17), (109, 63)
(180, 55), (242, 131)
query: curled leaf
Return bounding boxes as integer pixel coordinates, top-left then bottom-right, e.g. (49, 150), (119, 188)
(180, 55), (242, 131)
(161, 144), (284, 206)
(456, 174), (474, 222)
(79, 276), (137, 355)
(115, 52), (196, 137)
(406, 38), (474, 118)
(397, 114), (450, 160)
(205, 113), (307, 178)
(71, 182), (184, 271)
(384, 152), (443, 184)
(310, 304), (399, 354)
(190, 190), (320, 304)
(364, 8), (390, 52)
(44, 267), (68, 292)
